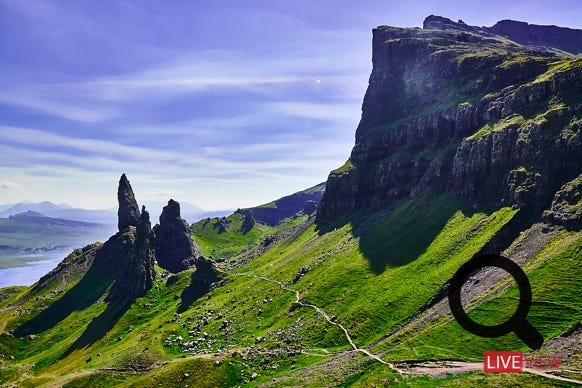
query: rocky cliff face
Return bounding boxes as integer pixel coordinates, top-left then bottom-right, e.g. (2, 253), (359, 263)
(154, 199), (202, 273)
(318, 16), (582, 228)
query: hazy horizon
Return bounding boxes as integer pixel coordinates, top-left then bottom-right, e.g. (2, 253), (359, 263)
(1, 0), (581, 210)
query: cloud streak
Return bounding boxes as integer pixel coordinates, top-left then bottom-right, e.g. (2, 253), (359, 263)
(0, 179), (23, 191)
(0, 91), (117, 123)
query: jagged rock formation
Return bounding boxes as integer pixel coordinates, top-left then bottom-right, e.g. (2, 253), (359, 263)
(71, 175), (156, 299)
(318, 16), (582, 223)
(213, 217), (231, 233)
(543, 174), (582, 230)
(153, 199), (201, 273)
(105, 182), (156, 299)
(14, 175), (156, 339)
(236, 208), (256, 233)
(117, 173), (141, 231)
(153, 199), (220, 301)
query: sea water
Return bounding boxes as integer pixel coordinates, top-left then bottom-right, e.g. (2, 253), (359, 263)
(0, 252), (67, 288)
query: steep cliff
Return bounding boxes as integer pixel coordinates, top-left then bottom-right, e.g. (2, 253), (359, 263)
(318, 16), (582, 226)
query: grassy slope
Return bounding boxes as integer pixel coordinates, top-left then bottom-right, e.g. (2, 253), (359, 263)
(376, 230), (582, 361)
(192, 213), (274, 258)
(0, 191), (580, 387)
(192, 212), (308, 259)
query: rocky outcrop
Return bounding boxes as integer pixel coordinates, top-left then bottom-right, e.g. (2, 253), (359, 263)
(153, 199), (201, 273)
(213, 217), (231, 233)
(543, 174), (582, 230)
(99, 210), (156, 299)
(488, 20), (582, 55)
(117, 174), (141, 232)
(237, 209), (256, 233)
(422, 15), (582, 55)
(105, 179), (156, 299)
(152, 199), (220, 298)
(82, 175), (156, 299)
(318, 16), (582, 223)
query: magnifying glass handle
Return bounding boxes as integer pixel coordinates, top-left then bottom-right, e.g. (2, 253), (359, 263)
(515, 320), (544, 350)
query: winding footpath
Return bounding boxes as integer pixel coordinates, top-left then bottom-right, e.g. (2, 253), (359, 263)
(234, 272), (582, 385)
(235, 272), (405, 374)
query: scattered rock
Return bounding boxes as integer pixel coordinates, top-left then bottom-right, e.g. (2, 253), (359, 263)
(293, 266), (310, 283)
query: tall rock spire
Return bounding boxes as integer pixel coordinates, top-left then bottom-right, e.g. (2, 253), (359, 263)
(117, 173), (141, 231)
(153, 199), (201, 273)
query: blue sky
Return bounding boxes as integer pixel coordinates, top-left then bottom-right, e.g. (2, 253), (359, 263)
(1, 0), (581, 210)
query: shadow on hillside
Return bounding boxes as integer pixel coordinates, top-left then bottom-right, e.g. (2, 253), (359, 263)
(14, 261), (115, 337)
(15, 245), (137, 359)
(178, 280), (210, 314)
(178, 262), (223, 313)
(316, 191), (476, 274)
(60, 296), (134, 359)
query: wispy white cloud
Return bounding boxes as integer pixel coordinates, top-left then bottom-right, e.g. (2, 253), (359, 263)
(0, 1), (374, 210)
(0, 125), (350, 180)
(0, 91), (116, 123)
(268, 101), (362, 122)
(142, 190), (184, 198)
(0, 178), (23, 191)
(35, 44), (369, 102)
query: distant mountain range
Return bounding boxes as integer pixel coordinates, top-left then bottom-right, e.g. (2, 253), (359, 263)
(0, 201), (231, 225)
(0, 211), (116, 268)
(7, 211), (103, 227)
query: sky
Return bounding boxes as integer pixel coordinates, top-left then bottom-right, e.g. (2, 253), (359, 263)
(1, 0), (581, 210)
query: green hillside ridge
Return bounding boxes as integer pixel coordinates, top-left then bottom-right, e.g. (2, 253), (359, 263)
(191, 182), (324, 260)
(1, 189), (580, 386)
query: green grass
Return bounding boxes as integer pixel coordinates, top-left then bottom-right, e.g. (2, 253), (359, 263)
(236, 191), (517, 350)
(192, 213), (272, 258)
(467, 114), (525, 140)
(192, 212), (308, 259)
(379, 230), (582, 361)
(0, 190), (579, 387)
(331, 159), (354, 175)
(534, 58), (582, 84)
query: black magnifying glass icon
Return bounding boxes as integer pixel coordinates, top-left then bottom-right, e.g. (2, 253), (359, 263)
(448, 254), (544, 350)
